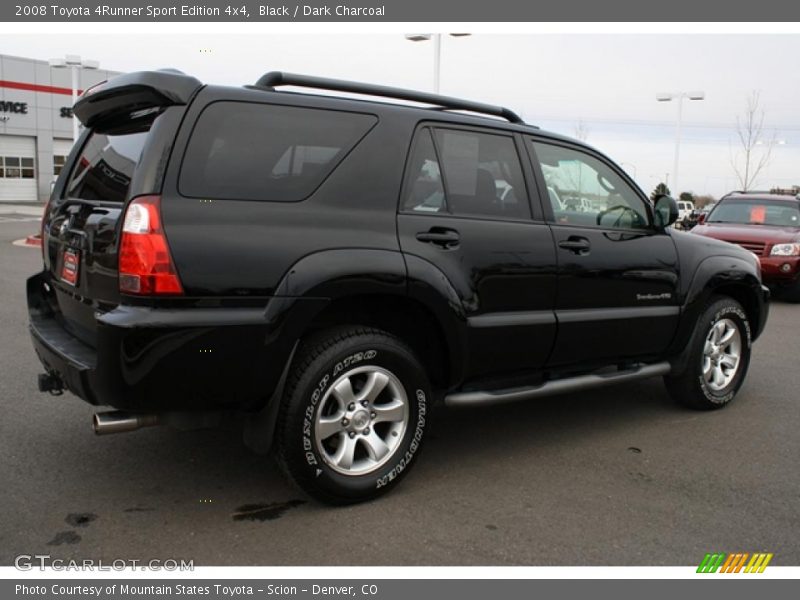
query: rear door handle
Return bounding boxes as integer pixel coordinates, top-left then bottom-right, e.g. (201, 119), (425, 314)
(416, 228), (460, 248)
(558, 237), (591, 255)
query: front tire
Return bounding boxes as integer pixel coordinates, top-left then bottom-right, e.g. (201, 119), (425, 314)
(664, 297), (752, 410)
(276, 326), (431, 505)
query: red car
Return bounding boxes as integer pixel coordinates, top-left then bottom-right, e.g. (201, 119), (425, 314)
(692, 192), (800, 301)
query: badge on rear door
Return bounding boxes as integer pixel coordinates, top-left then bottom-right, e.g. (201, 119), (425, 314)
(61, 249), (80, 286)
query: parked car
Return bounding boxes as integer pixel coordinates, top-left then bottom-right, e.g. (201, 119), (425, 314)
(680, 205), (713, 231)
(546, 186), (566, 211)
(691, 192), (800, 301)
(563, 196), (592, 212)
(29, 70), (769, 504)
(676, 200), (695, 226)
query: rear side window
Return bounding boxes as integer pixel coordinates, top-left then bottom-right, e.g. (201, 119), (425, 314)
(179, 102), (377, 202)
(66, 131), (148, 203)
(403, 129), (446, 213)
(403, 127), (530, 220)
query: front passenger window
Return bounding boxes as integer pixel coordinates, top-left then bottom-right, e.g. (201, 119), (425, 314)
(531, 141), (649, 230)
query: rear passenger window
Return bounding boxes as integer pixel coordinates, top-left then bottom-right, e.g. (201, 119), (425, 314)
(180, 102), (377, 202)
(403, 129), (446, 213)
(403, 128), (529, 219)
(436, 129), (529, 219)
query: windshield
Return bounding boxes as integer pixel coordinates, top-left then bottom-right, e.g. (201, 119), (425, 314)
(707, 199), (800, 227)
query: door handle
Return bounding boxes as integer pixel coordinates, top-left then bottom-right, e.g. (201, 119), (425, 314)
(416, 228), (461, 248)
(558, 236), (591, 255)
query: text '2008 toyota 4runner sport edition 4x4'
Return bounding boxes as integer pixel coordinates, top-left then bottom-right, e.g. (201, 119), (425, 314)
(28, 70), (770, 504)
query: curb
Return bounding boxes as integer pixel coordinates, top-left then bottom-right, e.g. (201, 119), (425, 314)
(13, 234), (42, 248)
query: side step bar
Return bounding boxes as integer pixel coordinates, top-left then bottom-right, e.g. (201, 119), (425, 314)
(444, 362), (671, 408)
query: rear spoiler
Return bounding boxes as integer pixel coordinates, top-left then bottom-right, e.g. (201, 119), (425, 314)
(73, 69), (203, 129)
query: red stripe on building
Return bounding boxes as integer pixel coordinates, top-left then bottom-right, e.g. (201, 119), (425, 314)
(0, 80), (82, 96)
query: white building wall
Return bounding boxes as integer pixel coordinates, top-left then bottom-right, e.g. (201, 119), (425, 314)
(0, 53), (121, 202)
(0, 134), (36, 201)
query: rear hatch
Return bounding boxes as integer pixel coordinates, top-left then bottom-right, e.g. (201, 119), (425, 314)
(43, 127), (149, 345)
(41, 70), (202, 347)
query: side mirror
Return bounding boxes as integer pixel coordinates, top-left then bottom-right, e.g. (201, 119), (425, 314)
(653, 194), (679, 230)
(697, 212), (707, 224)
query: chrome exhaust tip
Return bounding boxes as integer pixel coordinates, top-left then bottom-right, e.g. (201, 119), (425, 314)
(93, 411), (160, 435)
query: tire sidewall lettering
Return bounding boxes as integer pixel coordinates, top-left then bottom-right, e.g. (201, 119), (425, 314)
(294, 344), (429, 497)
(376, 389), (427, 489)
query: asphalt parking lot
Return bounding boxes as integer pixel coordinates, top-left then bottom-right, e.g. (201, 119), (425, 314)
(1, 212), (798, 567)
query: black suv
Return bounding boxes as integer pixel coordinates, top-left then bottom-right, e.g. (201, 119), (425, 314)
(29, 70), (769, 504)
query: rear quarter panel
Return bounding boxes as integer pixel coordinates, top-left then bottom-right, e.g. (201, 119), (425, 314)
(158, 87), (415, 298)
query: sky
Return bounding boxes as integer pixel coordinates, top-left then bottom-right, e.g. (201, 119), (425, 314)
(3, 33), (799, 197)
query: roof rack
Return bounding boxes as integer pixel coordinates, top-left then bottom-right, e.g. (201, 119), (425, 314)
(253, 71), (526, 125)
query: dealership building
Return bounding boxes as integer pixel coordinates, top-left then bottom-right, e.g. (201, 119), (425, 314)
(0, 53), (121, 203)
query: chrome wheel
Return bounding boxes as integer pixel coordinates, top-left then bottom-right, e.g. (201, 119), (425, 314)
(702, 318), (742, 392)
(314, 366), (409, 476)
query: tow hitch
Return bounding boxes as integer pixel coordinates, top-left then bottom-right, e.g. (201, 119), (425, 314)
(37, 373), (64, 395)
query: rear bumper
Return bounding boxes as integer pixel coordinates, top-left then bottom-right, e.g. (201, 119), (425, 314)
(30, 311), (98, 403)
(27, 271), (300, 412)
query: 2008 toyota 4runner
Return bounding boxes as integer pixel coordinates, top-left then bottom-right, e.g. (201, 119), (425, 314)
(28, 70), (769, 504)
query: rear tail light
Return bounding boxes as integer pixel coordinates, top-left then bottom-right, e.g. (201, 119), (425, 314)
(118, 195), (183, 295)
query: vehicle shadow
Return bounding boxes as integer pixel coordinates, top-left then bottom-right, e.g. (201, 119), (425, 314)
(426, 377), (681, 461)
(39, 375), (682, 504)
(2, 375), (736, 565)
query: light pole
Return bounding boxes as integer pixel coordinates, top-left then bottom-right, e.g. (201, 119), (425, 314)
(620, 162), (638, 180)
(49, 55), (100, 141)
(405, 33), (471, 94)
(656, 91), (704, 195)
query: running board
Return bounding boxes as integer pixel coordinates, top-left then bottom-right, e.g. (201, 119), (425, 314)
(444, 362), (671, 408)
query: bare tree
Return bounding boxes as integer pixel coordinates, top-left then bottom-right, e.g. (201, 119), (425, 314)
(574, 120), (590, 142)
(731, 91), (777, 191)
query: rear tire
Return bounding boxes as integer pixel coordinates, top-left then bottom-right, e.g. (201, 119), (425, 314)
(276, 326), (431, 505)
(664, 297), (752, 410)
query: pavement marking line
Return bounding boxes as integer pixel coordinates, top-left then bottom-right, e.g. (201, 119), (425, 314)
(0, 203), (46, 217)
(0, 217), (41, 223)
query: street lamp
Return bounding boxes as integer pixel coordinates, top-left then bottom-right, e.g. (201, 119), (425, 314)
(656, 90), (705, 195)
(49, 55), (100, 141)
(404, 33), (471, 94)
(620, 162), (638, 180)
